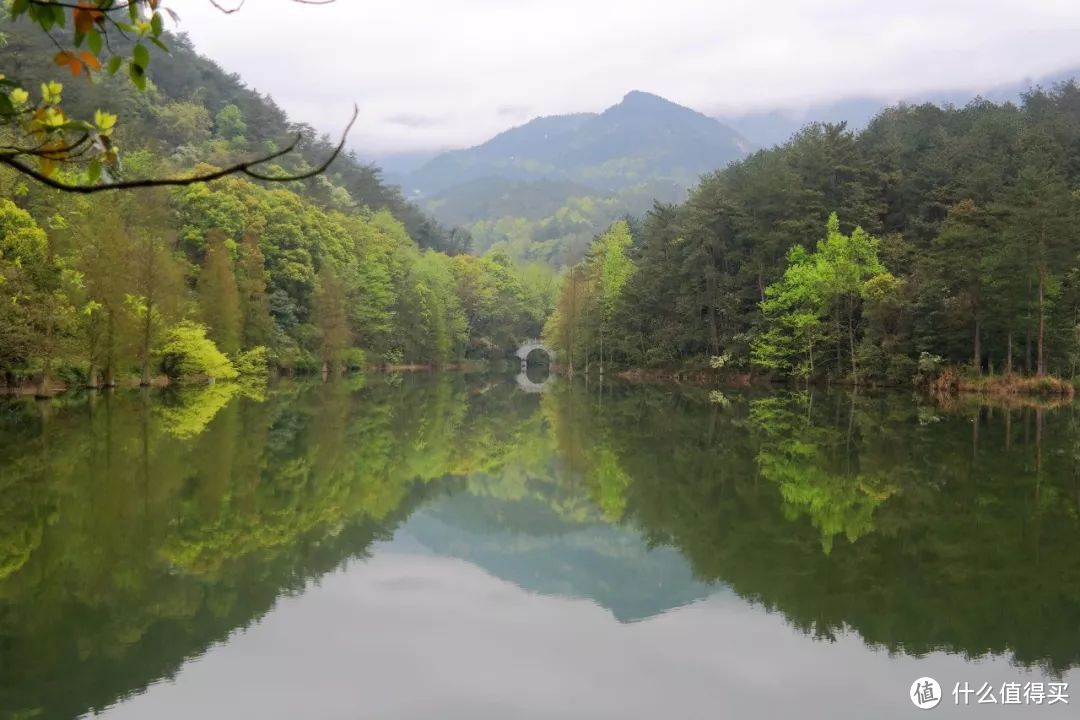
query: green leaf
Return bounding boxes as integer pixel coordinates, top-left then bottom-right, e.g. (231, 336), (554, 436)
(87, 159), (101, 184)
(150, 37), (169, 54)
(87, 30), (102, 56)
(52, 3), (64, 27)
(128, 61), (146, 91)
(151, 12), (163, 37)
(0, 93), (13, 117)
(73, 31), (85, 48)
(132, 43), (149, 70)
(106, 56), (123, 75)
(10, 0), (30, 17)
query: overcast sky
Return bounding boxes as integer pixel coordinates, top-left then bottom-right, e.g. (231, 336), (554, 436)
(175, 0), (1080, 155)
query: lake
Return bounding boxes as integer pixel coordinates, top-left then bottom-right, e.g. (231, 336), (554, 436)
(1, 373), (1078, 719)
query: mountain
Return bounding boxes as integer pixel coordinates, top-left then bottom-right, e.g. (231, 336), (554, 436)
(396, 491), (719, 623)
(406, 91), (753, 196)
(400, 92), (751, 263)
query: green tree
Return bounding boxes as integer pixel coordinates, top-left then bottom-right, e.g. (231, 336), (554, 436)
(596, 221), (635, 372)
(312, 265), (351, 373)
(236, 232), (275, 350)
(754, 214), (891, 381)
(199, 231), (243, 357)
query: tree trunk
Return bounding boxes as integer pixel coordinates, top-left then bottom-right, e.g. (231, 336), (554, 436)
(36, 356), (52, 398)
(37, 301), (54, 398)
(599, 333), (604, 376)
(1037, 264), (1046, 377)
(1026, 327), (1032, 375)
(973, 313), (982, 375)
(834, 298), (844, 376)
(103, 310), (116, 387)
(140, 301), (153, 386)
(584, 293), (591, 375)
(847, 294), (858, 383)
(1006, 332), (1013, 376)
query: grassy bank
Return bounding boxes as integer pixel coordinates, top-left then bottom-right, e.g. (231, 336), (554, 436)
(924, 368), (1076, 399)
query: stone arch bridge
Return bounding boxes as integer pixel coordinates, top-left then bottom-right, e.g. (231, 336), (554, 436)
(515, 339), (554, 393)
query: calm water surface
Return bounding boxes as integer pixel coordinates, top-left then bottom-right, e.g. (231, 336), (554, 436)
(1, 373), (1079, 719)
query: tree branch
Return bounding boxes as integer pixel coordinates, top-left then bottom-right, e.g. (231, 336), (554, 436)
(2, 105), (358, 194)
(26, 0), (335, 11)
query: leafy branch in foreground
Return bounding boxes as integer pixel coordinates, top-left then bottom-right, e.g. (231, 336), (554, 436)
(1, 0), (346, 192)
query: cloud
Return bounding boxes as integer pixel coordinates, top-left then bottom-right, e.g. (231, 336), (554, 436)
(384, 112), (448, 129)
(174, 0), (1080, 153)
(496, 104), (533, 119)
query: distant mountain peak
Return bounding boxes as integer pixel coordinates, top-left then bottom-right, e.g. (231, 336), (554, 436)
(620, 90), (674, 105)
(407, 92), (752, 196)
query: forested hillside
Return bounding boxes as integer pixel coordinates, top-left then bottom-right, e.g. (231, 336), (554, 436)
(0, 20), (556, 392)
(408, 92), (751, 195)
(546, 84), (1080, 385)
(719, 64), (1080, 148)
(411, 92), (751, 264)
(0, 24), (465, 250)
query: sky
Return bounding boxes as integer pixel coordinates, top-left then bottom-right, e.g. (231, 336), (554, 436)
(175, 0), (1080, 155)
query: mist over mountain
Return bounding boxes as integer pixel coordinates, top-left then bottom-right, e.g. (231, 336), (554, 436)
(717, 65), (1080, 147)
(405, 91), (753, 197)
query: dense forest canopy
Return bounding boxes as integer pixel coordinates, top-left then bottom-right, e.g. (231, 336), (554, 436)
(546, 83), (1080, 384)
(7, 1), (1080, 391)
(0, 14), (556, 390)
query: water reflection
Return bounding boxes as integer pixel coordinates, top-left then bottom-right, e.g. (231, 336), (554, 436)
(0, 376), (1078, 719)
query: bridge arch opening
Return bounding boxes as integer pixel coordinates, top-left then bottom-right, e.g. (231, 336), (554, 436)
(514, 339), (554, 392)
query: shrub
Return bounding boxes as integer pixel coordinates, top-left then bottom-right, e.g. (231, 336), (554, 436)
(917, 352), (944, 375)
(233, 346), (269, 377)
(160, 321), (238, 382)
(341, 348), (367, 371)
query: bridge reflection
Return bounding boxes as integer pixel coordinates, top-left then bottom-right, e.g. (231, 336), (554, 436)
(515, 339), (553, 392)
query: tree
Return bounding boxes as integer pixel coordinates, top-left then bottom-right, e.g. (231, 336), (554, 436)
(128, 199), (185, 385)
(0, 200), (50, 383)
(215, 104), (248, 145)
(596, 221), (635, 372)
(928, 200), (993, 373)
(236, 232), (274, 350)
(753, 214), (891, 381)
(312, 265), (350, 373)
(71, 200), (136, 386)
(1, 0), (352, 193)
(752, 245), (827, 378)
(199, 230), (242, 357)
(1004, 136), (1078, 376)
